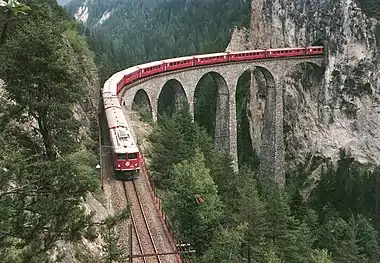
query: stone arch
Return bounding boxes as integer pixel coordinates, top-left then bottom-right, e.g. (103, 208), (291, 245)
(157, 79), (188, 118)
(132, 89), (153, 120)
(194, 71), (230, 152)
(235, 66), (276, 168)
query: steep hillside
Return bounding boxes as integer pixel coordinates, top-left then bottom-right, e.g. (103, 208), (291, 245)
(66, 0), (250, 81)
(0, 1), (120, 262)
(227, 0), (380, 171)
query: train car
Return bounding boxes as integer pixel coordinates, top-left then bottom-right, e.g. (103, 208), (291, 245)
(104, 106), (141, 180)
(123, 68), (140, 87)
(229, 49), (266, 62)
(194, 52), (229, 66)
(162, 56), (195, 71)
(103, 73), (120, 97)
(116, 67), (140, 94)
(104, 71), (124, 98)
(137, 61), (164, 78)
(266, 47), (306, 58)
(103, 96), (121, 110)
(306, 46), (324, 55)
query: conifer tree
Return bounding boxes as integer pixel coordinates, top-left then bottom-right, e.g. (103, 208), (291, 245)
(163, 149), (224, 254)
(202, 224), (248, 263)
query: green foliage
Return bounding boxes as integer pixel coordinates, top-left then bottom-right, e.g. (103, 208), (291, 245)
(0, 0), (31, 45)
(68, 0), (251, 82)
(163, 149), (224, 254)
(310, 249), (333, 263)
(355, 0), (380, 20)
(0, 13), (86, 158)
(100, 207), (130, 263)
(202, 224), (248, 263)
(0, 0), (110, 261)
(0, 143), (98, 262)
(149, 105), (213, 188)
(148, 110), (380, 263)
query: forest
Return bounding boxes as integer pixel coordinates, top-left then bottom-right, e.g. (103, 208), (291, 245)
(67, 0), (251, 82)
(1, 0), (380, 261)
(74, 0), (380, 261)
(145, 105), (380, 263)
(0, 0), (128, 262)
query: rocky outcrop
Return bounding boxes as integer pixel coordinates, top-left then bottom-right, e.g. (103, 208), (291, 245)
(50, 194), (111, 263)
(227, 0), (380, 168)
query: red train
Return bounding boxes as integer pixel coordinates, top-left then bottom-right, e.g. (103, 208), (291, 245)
(112, 46), (324, 94)
(102, 45), (324, 180)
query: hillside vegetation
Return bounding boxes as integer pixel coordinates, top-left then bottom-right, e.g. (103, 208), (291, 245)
(67, 0), (250, 81)
(63, 0), (380, 262)
(147, 106), (380, 263)
(356, 0), (380, 19)
(0, 0), (127, 261)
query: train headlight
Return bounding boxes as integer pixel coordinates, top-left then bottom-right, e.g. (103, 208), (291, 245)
(126, 161), (130, 166)
(134, 163), (137, 167)
(117, 164), (121, 168)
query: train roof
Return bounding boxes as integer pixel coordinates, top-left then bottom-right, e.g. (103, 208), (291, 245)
(266, 47), (305, 51)
(103, 71), (124, 94)
(193, 52), (228, 59)
(102, 82), (116, 96)
(105, 107), (127, 129)
(120, 66), (139, 76)
(306, 46), (324, 49)
(162, 56), (195, 63)
(103, 96), (121, 110)
(137, 61), (164, 69)
(230, 49), (266, 54)
(109, 126), (139, 153)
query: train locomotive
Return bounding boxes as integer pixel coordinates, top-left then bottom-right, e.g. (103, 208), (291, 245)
(102, 46), (324, 180)
(103, 73), (141, 180)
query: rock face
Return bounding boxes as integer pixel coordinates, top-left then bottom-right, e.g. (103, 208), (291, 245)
(228, 0), (380, 168)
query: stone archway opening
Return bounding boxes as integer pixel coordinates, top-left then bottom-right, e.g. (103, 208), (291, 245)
(194, 71), (229, 152)
(236, 67), (276, 170)
(157, 79), (188, 120)
(283, 62), (324, 165)
(132, 89), (153, 121)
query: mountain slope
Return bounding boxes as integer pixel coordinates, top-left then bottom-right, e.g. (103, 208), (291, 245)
(66, 0), (250, 80)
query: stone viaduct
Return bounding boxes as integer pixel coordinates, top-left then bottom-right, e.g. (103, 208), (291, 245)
(121, 56), (325, 185)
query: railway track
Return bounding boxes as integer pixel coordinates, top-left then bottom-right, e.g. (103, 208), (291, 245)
(123, 180), (163, 263)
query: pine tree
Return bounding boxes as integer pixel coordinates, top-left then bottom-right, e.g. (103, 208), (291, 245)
(202, 224), (248, 263)
(310, 249), (333, 263)
(0, 4), (86, 159)
(163, 149), (224, 255)
(264, 185), (314, 262)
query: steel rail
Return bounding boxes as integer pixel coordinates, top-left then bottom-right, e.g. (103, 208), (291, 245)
(131, 180), (162, 263)
(123, 182), (147, 263)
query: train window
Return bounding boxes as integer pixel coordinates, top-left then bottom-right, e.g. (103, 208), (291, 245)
(117, 153), (127, 160)
(128, 153), (138, 159)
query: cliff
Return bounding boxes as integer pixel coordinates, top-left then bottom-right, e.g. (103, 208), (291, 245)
(228, 0), (380, 169)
